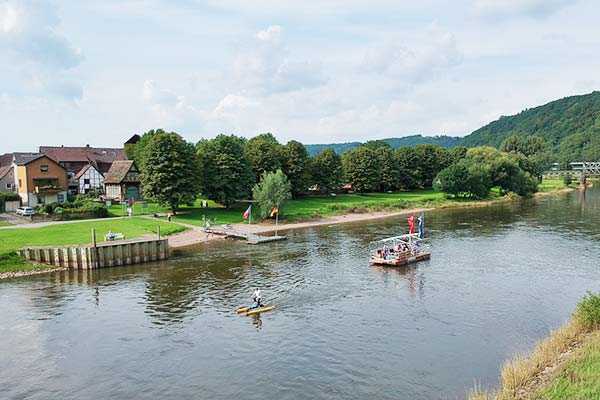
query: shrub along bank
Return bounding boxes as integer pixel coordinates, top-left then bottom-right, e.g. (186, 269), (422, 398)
(469, 292), (600, 400)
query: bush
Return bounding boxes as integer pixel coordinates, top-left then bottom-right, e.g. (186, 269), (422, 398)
(563, 173), (573, 186)
(575, 292), (600, 330)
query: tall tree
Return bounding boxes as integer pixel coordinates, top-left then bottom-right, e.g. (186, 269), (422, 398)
(282, 140), (310, 197)
(252, 170), (292, 219)
(310, 149), (342, 193)
(197, 135), (255, 208)
(412, 144), (452, 188)
(140, 132), (200, 212)
(376, 146), (400, 192)
(129, 129), (165, 169)
(342, 146), (380, 193)
(395, 147), (418, 190)
(244, 133), (284, 181)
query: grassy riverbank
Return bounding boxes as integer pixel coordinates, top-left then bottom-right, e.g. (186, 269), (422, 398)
(470, 293), (600, 400)
(0, 217), (186, 274)
(113, 180), (569, 227)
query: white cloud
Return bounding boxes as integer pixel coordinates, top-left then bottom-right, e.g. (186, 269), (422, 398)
(232, 25), (327, 95)
(362, 24), (462, 86)
(0, 0), (84, 101)
(473, 0), (575, 19)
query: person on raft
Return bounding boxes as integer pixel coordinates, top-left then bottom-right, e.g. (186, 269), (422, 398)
(252, 288), (263, 308)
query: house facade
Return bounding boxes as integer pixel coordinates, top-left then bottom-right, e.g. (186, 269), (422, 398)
(104, 160), (141, 202)
(39, 145), (126, 194)
(0, 165), (15, 193)
(15, 154), (69, 207)
(74, 164), (104, 194)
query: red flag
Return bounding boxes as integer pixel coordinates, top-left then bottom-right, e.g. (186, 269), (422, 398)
(243, 205), (252, 220)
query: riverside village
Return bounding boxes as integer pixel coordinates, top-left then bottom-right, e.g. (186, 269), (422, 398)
(2, 2), (600, 400)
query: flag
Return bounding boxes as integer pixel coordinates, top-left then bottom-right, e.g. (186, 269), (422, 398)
(243, 205), (252, 220)
(407, 215), (415, 234)
(270, 207), (279, 218)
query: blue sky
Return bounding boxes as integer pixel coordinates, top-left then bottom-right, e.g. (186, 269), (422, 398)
(1, 0), (599, 151)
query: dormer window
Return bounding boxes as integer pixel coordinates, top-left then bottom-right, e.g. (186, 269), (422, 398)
(40, 165), (49, 172)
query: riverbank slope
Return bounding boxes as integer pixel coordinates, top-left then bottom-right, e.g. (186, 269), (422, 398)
(469, 293), (600, 400)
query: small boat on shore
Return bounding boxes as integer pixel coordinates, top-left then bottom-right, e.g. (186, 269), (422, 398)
(236, 305), (275, 316)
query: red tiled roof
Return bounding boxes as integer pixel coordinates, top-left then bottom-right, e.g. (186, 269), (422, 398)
(104, 160), (136, 184)
(39, 146), (126, 164)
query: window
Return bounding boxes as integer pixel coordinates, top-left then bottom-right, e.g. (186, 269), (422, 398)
(18, 179), (22, 188)
(57, 194), (65, 203)
(84, 178), (90, 184)
(6, 183), (11, 189)
(40, 165), (49, 172)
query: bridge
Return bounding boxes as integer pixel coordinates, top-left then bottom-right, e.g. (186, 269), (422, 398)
(545, 162), (600, 178)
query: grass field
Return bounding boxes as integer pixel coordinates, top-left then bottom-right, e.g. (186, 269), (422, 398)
(534, 332), (600, 399)
(539, 178), (571, 192)
(161, 190), (450, 226)
(0, 217), (186, 255)
(114, 184), (569, 227)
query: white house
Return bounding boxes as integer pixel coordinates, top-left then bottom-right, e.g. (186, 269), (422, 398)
(74, 163), (104, 194)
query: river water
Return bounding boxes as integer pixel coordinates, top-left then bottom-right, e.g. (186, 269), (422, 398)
(2, 189), (600, 400)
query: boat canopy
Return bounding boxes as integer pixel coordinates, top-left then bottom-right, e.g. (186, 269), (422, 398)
(373, 233), (423, 244)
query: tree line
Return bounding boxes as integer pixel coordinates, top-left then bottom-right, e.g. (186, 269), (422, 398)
(126, 129), (551, 214)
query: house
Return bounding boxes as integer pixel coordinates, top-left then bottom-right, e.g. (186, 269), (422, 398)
(0, 165), (15, 193)
(103, 160), (141, 202)
(74, 163), (104, 194)
(39, 145), (126, 194)
(14, 154), (69, 207)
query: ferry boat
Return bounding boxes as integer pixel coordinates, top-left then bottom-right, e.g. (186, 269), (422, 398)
(369, 213), (431, 267)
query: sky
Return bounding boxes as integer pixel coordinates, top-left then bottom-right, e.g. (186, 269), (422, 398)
(1, 0), (599, 151)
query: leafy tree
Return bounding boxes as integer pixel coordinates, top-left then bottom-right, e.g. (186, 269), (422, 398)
(140, 132), (200, 212)
(448, 146), (468, 163)
(395, 147), (418, 190)
(310, 149), (343, 193)
(412, 144), (452, 188)
(282, 140), (311, 197)
(376, 146), (400, 192)
(252, 170), (292, 219)
(434, 159), (492, 199)
(197, 135), (255, 208)
(244, 133), (284, 181)
(342, 146), (380, 192)
(466, 146), (538, 196)
(128, 129), (165, 169)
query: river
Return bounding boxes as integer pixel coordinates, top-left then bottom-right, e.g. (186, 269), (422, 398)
(2, 188), (600, 400)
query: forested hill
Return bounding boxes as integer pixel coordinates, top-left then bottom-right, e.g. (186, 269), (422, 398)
(305, 135), (460, 156)
(460, 91), (600, 149)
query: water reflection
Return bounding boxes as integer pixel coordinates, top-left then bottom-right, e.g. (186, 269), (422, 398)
(2, 188), (600, 400)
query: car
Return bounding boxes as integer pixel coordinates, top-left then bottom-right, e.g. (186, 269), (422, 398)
(16, 207), (35, 216)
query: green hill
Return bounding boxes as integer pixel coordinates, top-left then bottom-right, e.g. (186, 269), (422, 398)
(305, 135), (460, 156)
(460, 91), (600, 161)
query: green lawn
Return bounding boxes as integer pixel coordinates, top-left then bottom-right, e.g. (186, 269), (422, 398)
(0, 217), (186, 255)
(0, 252), (57, 274)
(157, 190), (451, 226)
(539, 178), (577, 192)
(0, 220), (10, 227)
(534, 333), (600, 399)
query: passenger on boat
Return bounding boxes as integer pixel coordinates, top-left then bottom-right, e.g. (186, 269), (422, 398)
(252, 288), (263, 308)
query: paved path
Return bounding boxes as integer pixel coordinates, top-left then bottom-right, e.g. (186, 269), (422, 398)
(0, 216), (129, 230)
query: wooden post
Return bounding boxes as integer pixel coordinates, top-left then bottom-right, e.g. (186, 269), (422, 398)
(92, 228), (97, 248)
(275, 204), (279, 236)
